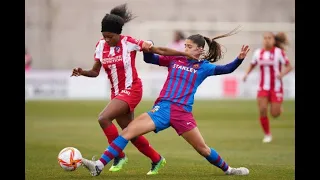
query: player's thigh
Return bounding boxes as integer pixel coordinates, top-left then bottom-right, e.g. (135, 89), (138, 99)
(270, 102), (282, 115)
(257, 91), (269, 111)
(121, 113), (156, 140)
(116, 112), (134, 130)
(99, 98), (130, 121)
(269, 91), (283, 116)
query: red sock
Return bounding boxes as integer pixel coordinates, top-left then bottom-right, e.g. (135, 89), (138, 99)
(259, 116), (270, 135)
(132, 136), (161, 163)
(102, 123), (125, 158)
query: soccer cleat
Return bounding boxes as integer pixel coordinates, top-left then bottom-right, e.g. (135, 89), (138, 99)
(225, 167), (249, 175)
(81, 158), (102, 176)
(262, 135), (272, 143)
(146, 156), (166, 175)
(109, 156), (128, 172)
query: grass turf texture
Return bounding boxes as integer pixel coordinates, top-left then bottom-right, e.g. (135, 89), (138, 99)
(26, 100), (294, 180)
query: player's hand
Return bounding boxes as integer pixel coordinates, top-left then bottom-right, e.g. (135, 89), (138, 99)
(185, 53), (199, 60)
(187, 53), (198, 60)
(238, 45), (250, 59)
(71, 68), (82, 77)
(276, 74), (282, 80)
(142, 41), (154, 52)
(243, 75), (248, 82)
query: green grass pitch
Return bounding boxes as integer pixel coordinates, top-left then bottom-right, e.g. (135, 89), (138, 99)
(26, 100), (294, 180)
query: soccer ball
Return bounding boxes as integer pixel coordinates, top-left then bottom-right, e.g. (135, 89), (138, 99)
(57, 147), (82, 171)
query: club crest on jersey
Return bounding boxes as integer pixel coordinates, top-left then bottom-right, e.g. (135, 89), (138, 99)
(115, 46), (120, 53)
(151, 106), (160, 113)
(193, 63), (200, 69)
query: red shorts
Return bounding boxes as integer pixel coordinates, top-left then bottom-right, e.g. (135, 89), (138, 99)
(111, 84), (143, 112)
(257, 90), (283, 103)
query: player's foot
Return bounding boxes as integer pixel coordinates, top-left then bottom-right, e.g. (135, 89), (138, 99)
(225, 167), (249, 175)
(146, 156), (166, 175)
(262, 135), (272, 143)
(81, 158), (102, 176)
(109, 156), (128, 172)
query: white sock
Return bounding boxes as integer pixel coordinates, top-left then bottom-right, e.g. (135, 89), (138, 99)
(96, 160), (104, 170)
(225, 166), (232, 173)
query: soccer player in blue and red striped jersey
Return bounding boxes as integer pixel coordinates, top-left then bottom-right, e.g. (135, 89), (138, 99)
(82, 28), (251, 176)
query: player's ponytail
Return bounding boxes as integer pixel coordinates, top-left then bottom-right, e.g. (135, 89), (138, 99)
(274, 32), (289, 50)
(101, 4), (135, 34)
(203, 26), (242, 63)
(110, 3), (135, 24)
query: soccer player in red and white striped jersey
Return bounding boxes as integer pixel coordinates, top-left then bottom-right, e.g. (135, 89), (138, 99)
(243, 32), (293, 143)
(71, 4), (196, 174)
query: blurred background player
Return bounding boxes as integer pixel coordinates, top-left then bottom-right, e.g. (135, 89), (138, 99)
(25, 47), (32, 72)
(167, 30), (186, 51)
(81, 28), (251, 176)
(242, 32), (293, 143)
(71, 3), (196, 174)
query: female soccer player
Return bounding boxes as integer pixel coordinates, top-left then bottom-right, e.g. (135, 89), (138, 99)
(82, 29), (251, 176)
(71, 4), (196, 174)
(242, 32), (293, 143)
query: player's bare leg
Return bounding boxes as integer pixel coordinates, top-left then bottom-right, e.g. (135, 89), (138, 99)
(113, 112), (163, 173)
(82, 99), (130, 173)
(182, 127), (249, 175)
(82, 113), (165, 176)
(258, 97), (272, 143)
(270, 102), (282, 119)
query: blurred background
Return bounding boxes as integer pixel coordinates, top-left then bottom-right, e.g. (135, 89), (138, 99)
(25, 0), (295, 100)
(25, 1), (295, 179)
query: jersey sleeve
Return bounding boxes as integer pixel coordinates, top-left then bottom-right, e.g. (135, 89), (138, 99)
(204, 62), (217, 77)
(279, 49), (290, 65)
(251, 49), (259, 65)
(126, 36), (144, 52)
(158, 55), (173, 67)
(94, 40), (102, 61)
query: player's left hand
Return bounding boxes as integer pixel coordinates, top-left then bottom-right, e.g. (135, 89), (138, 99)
(238, 45), (250, 59)
(142, 41), (154, 52)
(276, 74), (282, 79)
(185, 53), (199, 60)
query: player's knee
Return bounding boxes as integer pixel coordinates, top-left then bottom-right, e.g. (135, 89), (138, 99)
(98, 115), (113, 128)
(259, 106), (268, 116)
(120, 127), (135, 140)
(270, 110), (281, 118)
(195, 144), (211, 157)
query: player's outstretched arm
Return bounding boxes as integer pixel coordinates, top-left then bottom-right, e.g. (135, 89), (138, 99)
(142, 41), (196, 60)
(71, 61), (102, 78)
(150, 46), (197, 60)
(143, 52), (160, 65)
(213, 45), (250, 75)
(213, 58), (244, 75)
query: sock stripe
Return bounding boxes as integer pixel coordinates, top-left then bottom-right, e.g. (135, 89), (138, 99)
(212, 155), (221, 164)
(222, 162), (229, 171)
(107, 146), (118, 156)
(100, 156), (108, 165)
(110, 142), (123, 153)
(220, 161), (225, 168)
(99, 136), (129, 167)
(113, 136), (129, 149)
(103, 150), (115, 160)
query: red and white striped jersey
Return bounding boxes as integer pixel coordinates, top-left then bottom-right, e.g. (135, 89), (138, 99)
(94, 35), (144, 97)
(251, 47), (290, 92)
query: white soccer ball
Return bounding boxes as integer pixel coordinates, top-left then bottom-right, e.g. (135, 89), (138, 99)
(57, 147), (82, 171)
